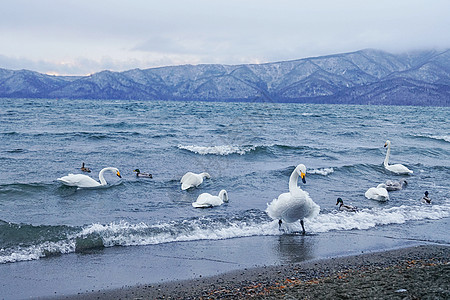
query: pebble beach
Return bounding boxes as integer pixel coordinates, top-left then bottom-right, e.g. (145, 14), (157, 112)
(62, 244), (449, 300)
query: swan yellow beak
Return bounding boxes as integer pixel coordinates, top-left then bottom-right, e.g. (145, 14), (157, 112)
(116, 171), (122, 178)
(384, 143), (387, 147)
(300, 172), (306, 184)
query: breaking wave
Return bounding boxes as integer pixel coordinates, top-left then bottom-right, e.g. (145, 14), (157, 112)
(1, 200), (449, 264)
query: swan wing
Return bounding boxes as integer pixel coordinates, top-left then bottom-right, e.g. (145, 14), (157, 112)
(287, 191), (320, 221)
(181, 172), (202, 190)
(266, 192), (291, 220)
(58, 174), (100, 188)
(386, 164), (413, 174)
(365, 187), (389, 201)
(192, 193), (222, 208)
(266, 190), (319, 223)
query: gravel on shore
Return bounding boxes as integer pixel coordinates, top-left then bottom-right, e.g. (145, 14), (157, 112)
(61, 244), (449, 300)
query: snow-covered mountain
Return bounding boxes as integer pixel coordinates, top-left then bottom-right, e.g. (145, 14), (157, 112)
(1, 49), (449, 106)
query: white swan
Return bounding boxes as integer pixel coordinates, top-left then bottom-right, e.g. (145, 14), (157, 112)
(336, 198), (358, 212)
(192, 190), (228, 208)
(58, 167), (121, 188)
(180, 172), (210, 190)
(365, 183), (389, 201)
(384, 140), (413, 175)
(385, 179), (407, 191)
(266, 164), (320, 234)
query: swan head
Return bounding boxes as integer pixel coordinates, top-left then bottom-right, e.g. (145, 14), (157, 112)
(296, 164), (307, 184)
(336, 197), (343, 205)
(202, 172), (211, 179)
(384, 140), (391, 147)
(219, 189), (228, 202)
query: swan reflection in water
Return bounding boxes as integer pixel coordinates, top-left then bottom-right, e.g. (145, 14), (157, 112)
(275, 234), (315, 264)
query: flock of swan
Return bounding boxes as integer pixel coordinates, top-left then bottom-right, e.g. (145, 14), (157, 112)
(57, 140), (422, 235)
(364, 140), (413, 202)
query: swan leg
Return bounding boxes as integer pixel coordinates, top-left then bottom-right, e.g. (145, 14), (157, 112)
(278, 219), (283, 230)
(300, 220), (306, 235)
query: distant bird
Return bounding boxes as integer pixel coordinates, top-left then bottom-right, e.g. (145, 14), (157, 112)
(133, 169), (152, 178)
(180, 172), (210, 190)
(336, 198), (358, 212)
(422, 191), (431, 204)
(383, 140), (413, 175)
(266, 164), (320, 235)
(192, 190), (228, 208)
(81, 162), (91, 173)
(365, 183), (390, 201)
(385, 179), (407, 191)
(58, 167), (121, 188)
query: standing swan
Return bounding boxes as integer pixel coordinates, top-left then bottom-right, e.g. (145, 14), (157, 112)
(266, 164), (320, 234)
(384, 140), (413, 174)
(180, 172), (210, 190)
(192, 190), (228, 208)
(58, 167), (121, 188)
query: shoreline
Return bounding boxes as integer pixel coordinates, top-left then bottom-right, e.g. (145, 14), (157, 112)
(61, 244), (449, 299)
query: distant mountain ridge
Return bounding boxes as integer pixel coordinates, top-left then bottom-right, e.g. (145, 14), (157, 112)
(1, 49), (449, 106)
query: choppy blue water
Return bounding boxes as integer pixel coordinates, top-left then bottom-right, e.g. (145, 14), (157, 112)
(0, 98), (449, 264)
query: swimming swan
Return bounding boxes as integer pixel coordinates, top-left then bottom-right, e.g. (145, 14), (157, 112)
(192, 189), (228, 208)
(336, 198), (358, 212)
(266, 164), (320, 234)
(58, 167), (121, 188)
(365, 183), (389, 201)
(384, 140), (413, 175)
(385, 179), (407, 191)
(180, 172), (210, 190)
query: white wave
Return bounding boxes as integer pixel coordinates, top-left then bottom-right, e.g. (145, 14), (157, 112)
(295, 201), (450, 233)
(416, 134), (450, 143)
(0, 240), (74, 264)
(309, 167), (334, 176)
(430, 135), (450, 143)
(2, 201), (449, 264)
(178, 144), (256, 155)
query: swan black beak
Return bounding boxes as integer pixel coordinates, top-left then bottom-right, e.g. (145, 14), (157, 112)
(116, 171), (122, 178)
(301, 172), (306, 184)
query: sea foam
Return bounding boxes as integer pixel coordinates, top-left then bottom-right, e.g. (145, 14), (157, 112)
(178, 144), (256, 155)
(1, 200), (449, 264)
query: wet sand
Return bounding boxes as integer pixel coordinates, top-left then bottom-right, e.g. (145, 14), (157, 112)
(63, 244), (449, 299)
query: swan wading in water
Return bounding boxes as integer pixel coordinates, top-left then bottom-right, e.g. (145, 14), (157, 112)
(336, 198), (358, 212)
(180, 172), (210, 190)
(192, 189), (228, 208)
(58, 167), (121, 188)
(133, 169), (152, 178)
(384, 140), (413, 175)
(365, 183), (389, 201)
(266, 164), (320, 234)
(81, 162), (91, 173)
(385, 179), (407, 191)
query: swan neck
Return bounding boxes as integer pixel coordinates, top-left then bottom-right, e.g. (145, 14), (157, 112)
(384, 143), (391, 166)
(220, 190), (228, 202)
(289, 169), (300, 192)
(98, 168), (108, 185)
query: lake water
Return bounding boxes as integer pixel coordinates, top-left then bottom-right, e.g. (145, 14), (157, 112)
(0, 98), (449, 297)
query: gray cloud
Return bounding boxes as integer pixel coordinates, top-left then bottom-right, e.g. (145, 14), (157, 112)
(1, 0), (449, 75)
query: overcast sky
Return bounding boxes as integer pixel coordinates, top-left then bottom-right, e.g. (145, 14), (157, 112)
(1, 0), (449, 76)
